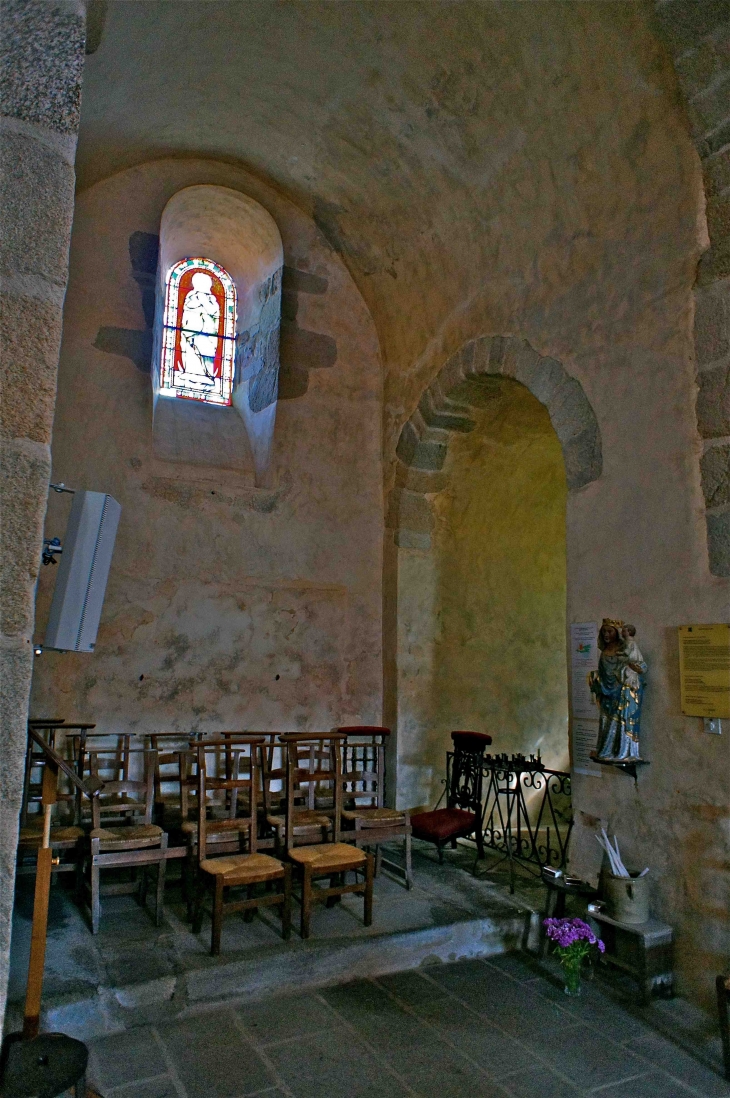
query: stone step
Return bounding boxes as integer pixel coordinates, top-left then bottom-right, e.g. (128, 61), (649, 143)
(7, 847), (539, 1043)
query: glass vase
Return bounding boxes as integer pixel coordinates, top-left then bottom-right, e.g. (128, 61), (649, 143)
(561, 959), (582, 997)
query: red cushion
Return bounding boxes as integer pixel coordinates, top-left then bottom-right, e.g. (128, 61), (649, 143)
(410, 808), (478, 843)
(450, 731), (492, 750)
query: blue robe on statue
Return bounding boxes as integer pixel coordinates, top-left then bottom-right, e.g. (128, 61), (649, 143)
(589, 649), (646, 761)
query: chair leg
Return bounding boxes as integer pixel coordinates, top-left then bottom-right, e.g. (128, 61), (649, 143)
(90, 861), (101, 935)
(374, 845), (383, 878)
(717, 976), (730, 1080)
(475, 823), (485, 861)
(282, 865), (292, 941)
(404, 832), (413, 891)
(192, 871), (205, 935)
(155, 841), (167, 927)
(243, 885), (256, 922)
(364, 854), (374, 927)
(74, 845), (84, 906)
(211, 876), (225, 956)
(437, 844), (444, 864)
(139, 863), (148, 906)
(326, 873), (343, 907)
(184, 846), (196, 921)
(301, 866), (312, 939)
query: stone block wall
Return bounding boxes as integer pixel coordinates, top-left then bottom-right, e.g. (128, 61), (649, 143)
(0, 0), (85, 1033)
(656, 0), (730, 573)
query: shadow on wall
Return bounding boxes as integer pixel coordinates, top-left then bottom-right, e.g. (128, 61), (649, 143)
(93, 232), (337, 397)
(397, 378), (569, 810)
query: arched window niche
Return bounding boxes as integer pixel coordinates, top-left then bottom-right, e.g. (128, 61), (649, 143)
(152, 185), (284, 487)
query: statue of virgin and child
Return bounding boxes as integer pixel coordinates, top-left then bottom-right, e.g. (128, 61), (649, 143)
(589, 619), (647, 762)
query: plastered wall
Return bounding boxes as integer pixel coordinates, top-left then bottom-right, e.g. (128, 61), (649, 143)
(18, 0), (730, 1017)
(30, 158), (384, 736)
(397, 380), (568, 809)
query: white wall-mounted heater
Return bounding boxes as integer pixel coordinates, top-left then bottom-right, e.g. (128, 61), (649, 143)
(44, 490), (121, 652)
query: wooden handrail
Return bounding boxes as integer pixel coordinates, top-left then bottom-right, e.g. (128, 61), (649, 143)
(28, 726), (104, 796)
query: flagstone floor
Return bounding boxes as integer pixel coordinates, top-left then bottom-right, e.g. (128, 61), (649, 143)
(83, 951), (730, 1098)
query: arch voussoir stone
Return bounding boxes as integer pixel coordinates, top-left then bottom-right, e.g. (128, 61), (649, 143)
(392, 336), (602, 548)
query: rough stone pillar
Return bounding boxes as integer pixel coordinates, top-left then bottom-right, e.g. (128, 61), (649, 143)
(0, 0), (85, 1034)
(654, 0), (730, 573)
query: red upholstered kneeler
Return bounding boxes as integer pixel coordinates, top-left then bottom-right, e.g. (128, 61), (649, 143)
(410, 731), (491, 864)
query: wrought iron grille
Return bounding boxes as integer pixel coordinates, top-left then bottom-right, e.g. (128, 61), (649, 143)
(445, 750), (572, 876)
(481, 753), (572, 872)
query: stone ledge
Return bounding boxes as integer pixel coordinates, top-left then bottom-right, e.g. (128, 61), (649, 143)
(184, 914), (531, 1008)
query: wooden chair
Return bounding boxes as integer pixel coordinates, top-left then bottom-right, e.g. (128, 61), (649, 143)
(84, 748), (168, 934)
(180, 737), (259, 871)
(410, 731), (491, 865)
(280, 733), (373, 939)
(72, 730), (137, 825)
(216, 731), (281, 848)
(22, 722), (94, 828)
(18, 722), (85, 881)
(190, 737), (291, 954)
(266, 735), (336, 851)
(145, 731), (202, 824)
(337, 727), (413, 889)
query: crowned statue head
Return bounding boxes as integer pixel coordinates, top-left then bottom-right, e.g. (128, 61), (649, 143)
(597, 618), (624, 649)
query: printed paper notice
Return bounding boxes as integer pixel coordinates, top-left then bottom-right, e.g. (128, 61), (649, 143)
(570, 622), (599, 719)
(572, 719), (602, 777)
(679, 624), (730, 718)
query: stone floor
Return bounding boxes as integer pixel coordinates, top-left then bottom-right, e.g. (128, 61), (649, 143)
(7, 843), (728, 1097)
(82, 954), (730, 1098)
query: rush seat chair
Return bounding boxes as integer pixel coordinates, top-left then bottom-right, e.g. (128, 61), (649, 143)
(190, 737), (291, 954)
(84, 748), (168, 933)
(279, 733), (374, 939)
(336, 726), (412, 889)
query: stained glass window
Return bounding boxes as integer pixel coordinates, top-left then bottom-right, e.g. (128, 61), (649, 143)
(159, 257), (236, 406)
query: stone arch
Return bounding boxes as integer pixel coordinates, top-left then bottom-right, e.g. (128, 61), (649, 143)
(388, 335), (602, 550)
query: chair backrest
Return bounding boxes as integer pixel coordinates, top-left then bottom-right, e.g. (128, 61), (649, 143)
(88, 748), (156, 829)
(146, 732), (201, 813)
(22, 722), (66, 826)
(23, 723), (96, 826)
(280, 733), (345, 850)
(447, 731), (492, 815)
(213, 732), (277, 811)
(195, 737), (263, 863)
(251, 734), (286, 817)
(73, 730), (130, 781)
(337, 728), (391, 810)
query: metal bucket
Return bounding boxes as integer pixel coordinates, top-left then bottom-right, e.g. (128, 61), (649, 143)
(605, 872), (649, 924)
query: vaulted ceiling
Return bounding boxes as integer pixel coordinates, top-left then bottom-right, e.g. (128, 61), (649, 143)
(77, 1), (701, 447)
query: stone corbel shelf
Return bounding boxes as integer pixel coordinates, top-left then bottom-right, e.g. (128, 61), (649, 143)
(590, 754), (650, 781)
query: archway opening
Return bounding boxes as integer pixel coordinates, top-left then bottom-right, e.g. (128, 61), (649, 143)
(396, 376), (568, 811)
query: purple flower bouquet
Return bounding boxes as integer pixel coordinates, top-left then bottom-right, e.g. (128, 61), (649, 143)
(543, 917), (605, 996)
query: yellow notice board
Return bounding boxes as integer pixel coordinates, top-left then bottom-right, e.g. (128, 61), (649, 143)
(678, 624), (730, 718)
